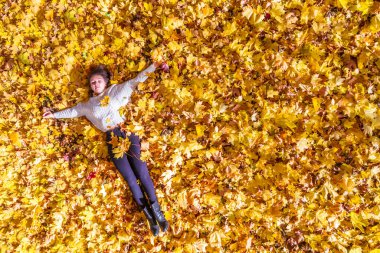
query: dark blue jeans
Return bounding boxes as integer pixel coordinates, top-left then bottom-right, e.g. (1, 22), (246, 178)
(106, 126), (157, 208)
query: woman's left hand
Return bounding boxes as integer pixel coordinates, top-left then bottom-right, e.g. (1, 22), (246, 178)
(154, 62), (170, 72)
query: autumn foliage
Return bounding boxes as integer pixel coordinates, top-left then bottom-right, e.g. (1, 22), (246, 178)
(1, 0), (380, 252)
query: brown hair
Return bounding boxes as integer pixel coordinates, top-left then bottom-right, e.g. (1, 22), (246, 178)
(87, 64), (112, 97)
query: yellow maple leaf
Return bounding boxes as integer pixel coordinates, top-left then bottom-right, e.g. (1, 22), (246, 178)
(148, 29), (158, 45)
(45, 9), (54, 20)
(143, 2), (153, 11)
(357, 52), (369, 70)
(242, 6), (254, 19)
(110, 136), (130, 159)
(203, 193), (221, 209)
(222, 21), (237, 36)
(107, 134), (119, 148)
(136, 59), (146, 71)
(84, 126), (97, 138)
(349, 247), (363, 253)
(350, 212), (368, 232)
(356, 0), (373, 14)
(167, 41), (182, 53)
(247, 5), (265, 26)
(369, 14), (380, 33)
(312, 97), (321, 111)
(338, 0), (350, 9)
(127, 41), (141, 59)
(112, 38), (124, 50)
(8, 132), (22, 147)
(112, 147), (125, 159)
(195, 124), (206, 137)
(163, 15), (184, 31)
(316, 210), (328, 226)
(209, 230), (228, 248)
(100, 96), (110, 106)
(197, 3), (213, 19)
(297, 136), (312, 152)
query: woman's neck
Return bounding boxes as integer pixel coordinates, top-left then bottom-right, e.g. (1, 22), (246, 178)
(93, 90), (106, 97)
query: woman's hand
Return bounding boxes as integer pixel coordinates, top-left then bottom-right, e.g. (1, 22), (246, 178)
(154, 62), (170, 72)
(42, 110), (55, 118)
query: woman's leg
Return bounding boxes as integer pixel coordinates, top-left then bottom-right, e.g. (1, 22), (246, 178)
(126, 132), (169, 232)
(106, 129), (148, 208)
(126, 133), (158, 204)
(107, 128), (159, 236)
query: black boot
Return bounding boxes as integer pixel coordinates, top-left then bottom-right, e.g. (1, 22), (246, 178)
(151, 202), (169, 232)
(142, 206), (160, 236)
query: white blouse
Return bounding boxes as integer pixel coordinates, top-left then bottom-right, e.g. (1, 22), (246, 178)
(53, 63), (157, 132)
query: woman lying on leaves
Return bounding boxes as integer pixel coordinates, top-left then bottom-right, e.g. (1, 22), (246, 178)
(42, 61), (169, 236)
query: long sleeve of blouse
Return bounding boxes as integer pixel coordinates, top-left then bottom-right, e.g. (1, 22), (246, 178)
(53, 102), (85, 119)
(109, 63), (156, 106)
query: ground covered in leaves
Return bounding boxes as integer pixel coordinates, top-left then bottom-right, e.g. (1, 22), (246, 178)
(1, 0), (380, 252)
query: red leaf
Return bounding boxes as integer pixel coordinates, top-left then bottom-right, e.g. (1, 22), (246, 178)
(87, 172), (96, 180)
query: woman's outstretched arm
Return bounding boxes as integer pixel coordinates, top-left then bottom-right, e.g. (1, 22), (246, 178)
(111, 62), (169, 105)
(111, 63), (160, 101)
(126, 63), (158, 90)
(42, 102), (85, 119)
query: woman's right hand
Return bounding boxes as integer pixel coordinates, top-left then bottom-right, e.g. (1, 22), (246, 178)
(42, 110), (55, 118)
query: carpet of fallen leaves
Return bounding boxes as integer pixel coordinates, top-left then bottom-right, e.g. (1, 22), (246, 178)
(1, 0), (380, 252)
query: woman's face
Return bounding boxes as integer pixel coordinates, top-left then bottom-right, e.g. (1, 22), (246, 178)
(90, 74), (107, 96)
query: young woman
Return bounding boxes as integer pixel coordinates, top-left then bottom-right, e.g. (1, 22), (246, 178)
(42, 61), (169, 236)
